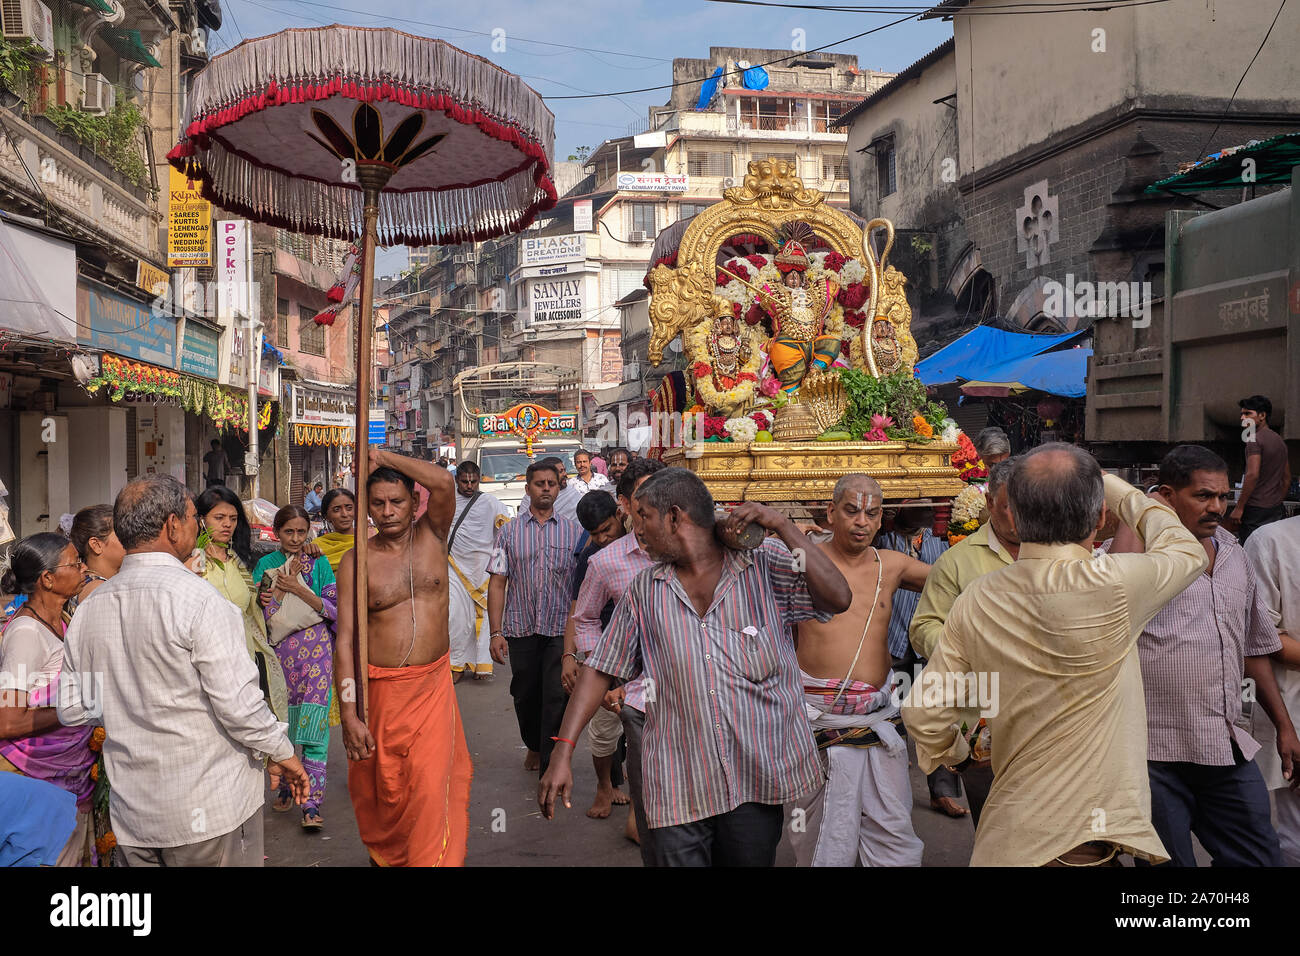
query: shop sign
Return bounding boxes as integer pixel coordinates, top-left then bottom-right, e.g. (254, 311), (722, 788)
(291, 383), (356, 427)
(180, 321), (220, 379)
(77, 281), (177, 368)
(529, 275), (584, 325)
(167, 168), (212, 267)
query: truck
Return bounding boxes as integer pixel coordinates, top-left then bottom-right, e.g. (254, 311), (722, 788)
(454, 362), (585, 515)
(1087, 165), (1298, 501)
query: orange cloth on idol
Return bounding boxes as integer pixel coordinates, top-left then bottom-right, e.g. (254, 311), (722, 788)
(347, 653), (472, 866)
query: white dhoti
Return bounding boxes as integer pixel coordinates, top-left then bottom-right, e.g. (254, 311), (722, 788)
(448, 491), (508, 676)
(791, 670), (924, 867)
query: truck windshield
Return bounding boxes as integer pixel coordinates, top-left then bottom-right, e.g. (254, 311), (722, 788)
(480, 449), (578, 482)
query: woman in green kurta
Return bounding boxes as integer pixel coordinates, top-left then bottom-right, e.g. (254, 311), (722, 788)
(189, 486), (288, 722)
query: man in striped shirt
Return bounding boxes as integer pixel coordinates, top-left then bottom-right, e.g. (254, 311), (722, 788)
(562, 456), (664, 856)
(1108, 444), (1297, 866)
(539, 467), (852, 866)
(488, 460), (582, 775)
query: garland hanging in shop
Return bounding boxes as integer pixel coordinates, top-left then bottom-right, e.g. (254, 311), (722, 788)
(84, 355), (182, 402)
(293, 423), (353, 446)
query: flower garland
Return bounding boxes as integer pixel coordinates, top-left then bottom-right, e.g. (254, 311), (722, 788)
(948, 483), (987, 546)
(84, 355), (182, 402)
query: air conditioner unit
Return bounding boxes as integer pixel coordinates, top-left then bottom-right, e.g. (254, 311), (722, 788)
(721, 177), (735, 189)
(81, 73), (115, 115)
(627, 230), (648, 243)
(2, 0), (55, 60)
(189, 27), (206, 55)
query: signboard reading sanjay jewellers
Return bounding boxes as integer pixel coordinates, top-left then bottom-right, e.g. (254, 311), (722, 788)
(520, 233), (585, 267)
(529, 275), (583, 325)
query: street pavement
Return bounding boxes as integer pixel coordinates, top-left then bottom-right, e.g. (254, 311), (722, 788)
(266, 660), (979, 867)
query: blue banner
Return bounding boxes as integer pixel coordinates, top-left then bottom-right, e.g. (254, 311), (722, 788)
(179, 321), (220, 379)
(77, 281), (177, 368)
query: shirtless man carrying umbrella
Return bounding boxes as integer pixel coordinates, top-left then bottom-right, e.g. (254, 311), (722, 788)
(335, 448), (472, 866)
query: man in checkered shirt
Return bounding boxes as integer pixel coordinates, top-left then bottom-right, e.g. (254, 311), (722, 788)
(1107, 444), (1300, 866)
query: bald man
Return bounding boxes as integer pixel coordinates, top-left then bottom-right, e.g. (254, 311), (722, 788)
(790, 474), (931, 867)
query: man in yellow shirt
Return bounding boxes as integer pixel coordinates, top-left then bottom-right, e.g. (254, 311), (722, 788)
(908, 459), (1018, 828)
(901, 443), (1207, 866)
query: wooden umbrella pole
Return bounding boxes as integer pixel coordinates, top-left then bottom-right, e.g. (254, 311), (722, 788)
(352, 165), (393, 723)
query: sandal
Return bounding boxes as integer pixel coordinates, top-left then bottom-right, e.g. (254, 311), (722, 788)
(301, 811), (324, 831)
(272, 791), (294, 813)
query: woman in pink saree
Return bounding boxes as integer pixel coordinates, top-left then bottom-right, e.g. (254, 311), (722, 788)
(0, 533), (96, 866)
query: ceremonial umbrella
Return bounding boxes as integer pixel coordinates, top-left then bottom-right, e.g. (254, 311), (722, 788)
(169, 25), (556, 719)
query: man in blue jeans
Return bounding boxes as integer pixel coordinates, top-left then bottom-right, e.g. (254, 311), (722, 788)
(1108, 444), (1300, 865)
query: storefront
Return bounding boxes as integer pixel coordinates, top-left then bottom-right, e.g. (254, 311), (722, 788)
(288, 380), (356, 505)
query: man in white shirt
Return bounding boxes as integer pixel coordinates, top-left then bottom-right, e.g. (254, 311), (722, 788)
(448, 460), (509, 681)
(569, 450), (611, 496)
(1244, 515), (1300, 864)
(60, 475), (309, 866)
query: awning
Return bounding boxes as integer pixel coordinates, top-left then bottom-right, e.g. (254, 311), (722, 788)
(102, 28), (163, 68)
(1145, 132), (1300, 195)
(0, 217), (77, 343)
(916, 326), (1086, 387)
(959, 347), (1092, 398)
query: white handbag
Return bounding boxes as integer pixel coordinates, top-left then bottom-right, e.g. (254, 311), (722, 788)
(263, 565), (325, 646)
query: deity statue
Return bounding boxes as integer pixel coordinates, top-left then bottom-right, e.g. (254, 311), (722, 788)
(706, 297), (752, 391)
(870, 318), (903, 376)
(751, 223), (841, 394)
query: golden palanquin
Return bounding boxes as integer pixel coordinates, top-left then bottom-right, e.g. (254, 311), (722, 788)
(646, 157), (964, 507)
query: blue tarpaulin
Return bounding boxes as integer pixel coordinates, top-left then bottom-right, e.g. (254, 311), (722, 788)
(916, 326), (1090, 397)
(695, 67), (723, 110)
(741, 65), (770, 90)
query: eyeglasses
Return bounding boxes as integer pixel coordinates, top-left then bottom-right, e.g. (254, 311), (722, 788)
(50, 561), (85, 571)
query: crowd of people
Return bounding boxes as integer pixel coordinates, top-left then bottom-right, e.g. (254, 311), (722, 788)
(1, 395), (1297, 868)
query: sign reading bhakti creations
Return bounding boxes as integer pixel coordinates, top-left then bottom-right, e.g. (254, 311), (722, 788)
(520, 233), (585, 267)
(167, 168), (212, 267)
(529, 275), (584, 325)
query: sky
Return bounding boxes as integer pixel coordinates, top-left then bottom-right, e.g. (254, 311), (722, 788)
(208, 0), (954, 275)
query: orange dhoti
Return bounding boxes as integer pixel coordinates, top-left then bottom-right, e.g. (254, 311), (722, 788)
(769, 334), (842, 392)
(347, 653), (472, 866)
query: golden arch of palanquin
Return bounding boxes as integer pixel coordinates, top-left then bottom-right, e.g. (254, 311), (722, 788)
(646, 157), (962, 508)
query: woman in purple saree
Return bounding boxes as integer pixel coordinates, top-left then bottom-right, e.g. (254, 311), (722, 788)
(0, 533), (96, 866)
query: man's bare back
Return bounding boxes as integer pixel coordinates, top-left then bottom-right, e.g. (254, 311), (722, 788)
(796, 543), (927, 689)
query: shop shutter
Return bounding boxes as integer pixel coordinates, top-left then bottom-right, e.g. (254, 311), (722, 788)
(951, 401), (987, 438)
(289, 440), (305, 505)
(126, 408), (138, 480)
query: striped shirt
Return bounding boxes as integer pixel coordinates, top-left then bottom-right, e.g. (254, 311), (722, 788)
(1134, 526), (1281, 765)
(571, 531), (654, 711)
(585, 537), (831, 828)
(876, 528), (949, 658)
(488, 508), (582, 638)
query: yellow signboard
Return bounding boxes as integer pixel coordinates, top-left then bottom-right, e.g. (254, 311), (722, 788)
(167, 167), (212, 267)
(136, 260), (169, 297)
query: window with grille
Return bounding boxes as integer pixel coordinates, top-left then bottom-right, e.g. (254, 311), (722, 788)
(679, 202), (712, 219)
(299, 308), (325, 356)
(686, 150), (730, 178)
(276, 297), (291, 348)
(630, 204), (656, 236)
(822, 155), (850, 182)
(874, 136), (897, 197)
